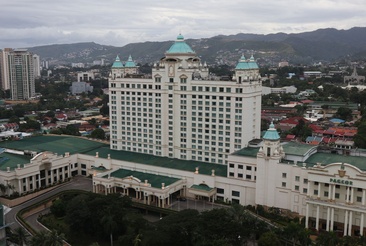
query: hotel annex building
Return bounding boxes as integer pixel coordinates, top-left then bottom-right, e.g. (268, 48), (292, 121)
(0, 35), (365, 237)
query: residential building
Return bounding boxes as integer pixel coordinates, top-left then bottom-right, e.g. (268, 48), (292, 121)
(70, 81), (93, 95)
(0, 48), (36, 100)
(108, 34), (262, 164)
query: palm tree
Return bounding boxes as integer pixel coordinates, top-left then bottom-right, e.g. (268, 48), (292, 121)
(12, 227), (29, 246)
(46, 230), (66, 246)
(101, 209), (117, 246)
(30, 230), (48, 246)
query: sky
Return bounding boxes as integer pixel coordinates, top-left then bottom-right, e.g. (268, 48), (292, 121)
(1, 0), (365, 48)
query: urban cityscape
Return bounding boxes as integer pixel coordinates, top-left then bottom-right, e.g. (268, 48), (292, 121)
(1, 1), (366, 245)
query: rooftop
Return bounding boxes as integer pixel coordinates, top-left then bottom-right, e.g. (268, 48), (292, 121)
(105, 168), (180, 188)
(235, 55), (259, 70)
(0, 136), (227, 176)
(303, 152), (366, 171)
(282, 142), (316, 156)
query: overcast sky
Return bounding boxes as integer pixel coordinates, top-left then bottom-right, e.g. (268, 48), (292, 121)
(1, 0), (365, 48)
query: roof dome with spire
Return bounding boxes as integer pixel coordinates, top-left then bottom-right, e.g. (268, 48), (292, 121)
(263, 122), (280, 140)
(167, 34), (195, 54)
(112, 55), (124, 68)
(235, 54), (259, 70)
(125, 55), (136, 68)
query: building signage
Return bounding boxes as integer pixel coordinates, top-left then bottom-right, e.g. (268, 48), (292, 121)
(330, 178), (353, 186)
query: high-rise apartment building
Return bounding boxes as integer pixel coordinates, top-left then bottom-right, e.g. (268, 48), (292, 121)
(0, 48), (36, 100)
(109, 34), (262, 164)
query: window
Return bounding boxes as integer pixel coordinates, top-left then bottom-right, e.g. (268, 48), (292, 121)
(295, 176), (300, 181)
(314, 190), (318, 195)
(229, 164), (234, 168)
(282, 173), (287, 178)
(238, 173), (243, 178)
(238, 165), (243, 169)
(232, 191), (240, 197)
(324, 191), (329, 197)
(246, 166), (252, 171)
(229, 172), (234, 177)
(303, 179), (308, 184)
(295, 185), (299, 191)
(246, 175), (251, 180)
(303, 188), (308, 194)
(217, 188), (224, 194)
(335, 193), (340, 199)
(282, 182), (286, 188)
(357, 196), (362, 202)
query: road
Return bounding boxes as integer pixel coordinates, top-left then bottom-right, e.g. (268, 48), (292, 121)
(5, 176), (93, 232)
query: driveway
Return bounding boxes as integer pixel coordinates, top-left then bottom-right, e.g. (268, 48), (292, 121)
(5, 176), (93, 232)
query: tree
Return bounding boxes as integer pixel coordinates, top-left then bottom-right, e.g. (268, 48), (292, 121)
(12, 227), (29, 246)
(91, 128), (105, 140)
(354, 122), (366, 148)
(258, 231), (281, 246)
(334, 107), (353, 121)
(46, 230), (66, 246)
(316, 231), (339, 246)
(101, 209), (118, 246)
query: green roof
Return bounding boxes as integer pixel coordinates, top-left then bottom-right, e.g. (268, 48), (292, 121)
(167, 34), (195, 54)
(0, 136), (227, 176)
(303, 152), (366, 171)
(0, 153), (31, 171)
(85, 146), (227, 177)
(235, 55), (259, 70)
(0, 136), (106, 155)
(282, 142), (316, 156)
(124, 55), (136, 68)
(112, 55), (124, 68)
(190, 184), (214, 191)
(105, 168), (180, 188)
(232, 147), (259, 157)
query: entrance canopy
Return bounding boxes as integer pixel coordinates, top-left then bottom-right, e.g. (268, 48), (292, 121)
(188, 184), (216, 197)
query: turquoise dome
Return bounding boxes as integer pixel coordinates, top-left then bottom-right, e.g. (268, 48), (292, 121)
(167, 34), (195, 54)
(235, 54), (259, 70)
(263, 123), (280, 140)
(125, 55), (136, 68)
(112, 55), (124, 68)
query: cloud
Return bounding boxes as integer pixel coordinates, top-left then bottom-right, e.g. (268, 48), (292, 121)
(0, 0), (365, 48)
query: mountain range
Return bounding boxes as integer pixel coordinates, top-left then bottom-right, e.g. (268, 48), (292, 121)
(28, 27), (366, 66)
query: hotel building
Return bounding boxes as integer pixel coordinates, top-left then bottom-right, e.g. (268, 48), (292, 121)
(0, 35), (364, 237)
(108, 34), (262, 164)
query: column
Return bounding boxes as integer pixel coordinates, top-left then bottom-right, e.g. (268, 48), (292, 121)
(361, 213), (364, 236)
(317, 182), (321, 199)
(362, 189), (366, 206)
(330, 208), (335, 231)
(56, 169), (60, 182)
(344, 210), (349, 236)
(25, 177), (29, 192)
(32, 176), (36, 191)
(332, 184), (336, 200)
(18, 180), (22, 194)
(328, 185), (332, 200)
(144, 194), (147, 204)
(326, 207), (330, 231)
(51, 170), (54, 184)
(350, 188), (354, 204)
(346, 187), (350, 203)
(93, 185), (95, 193)
(307, 181), (310, 196)
(305, 204), (309, 229)
(104, 186), (107, 195)
(348, 211), (353, 236)
(316, 205), (320, 230)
